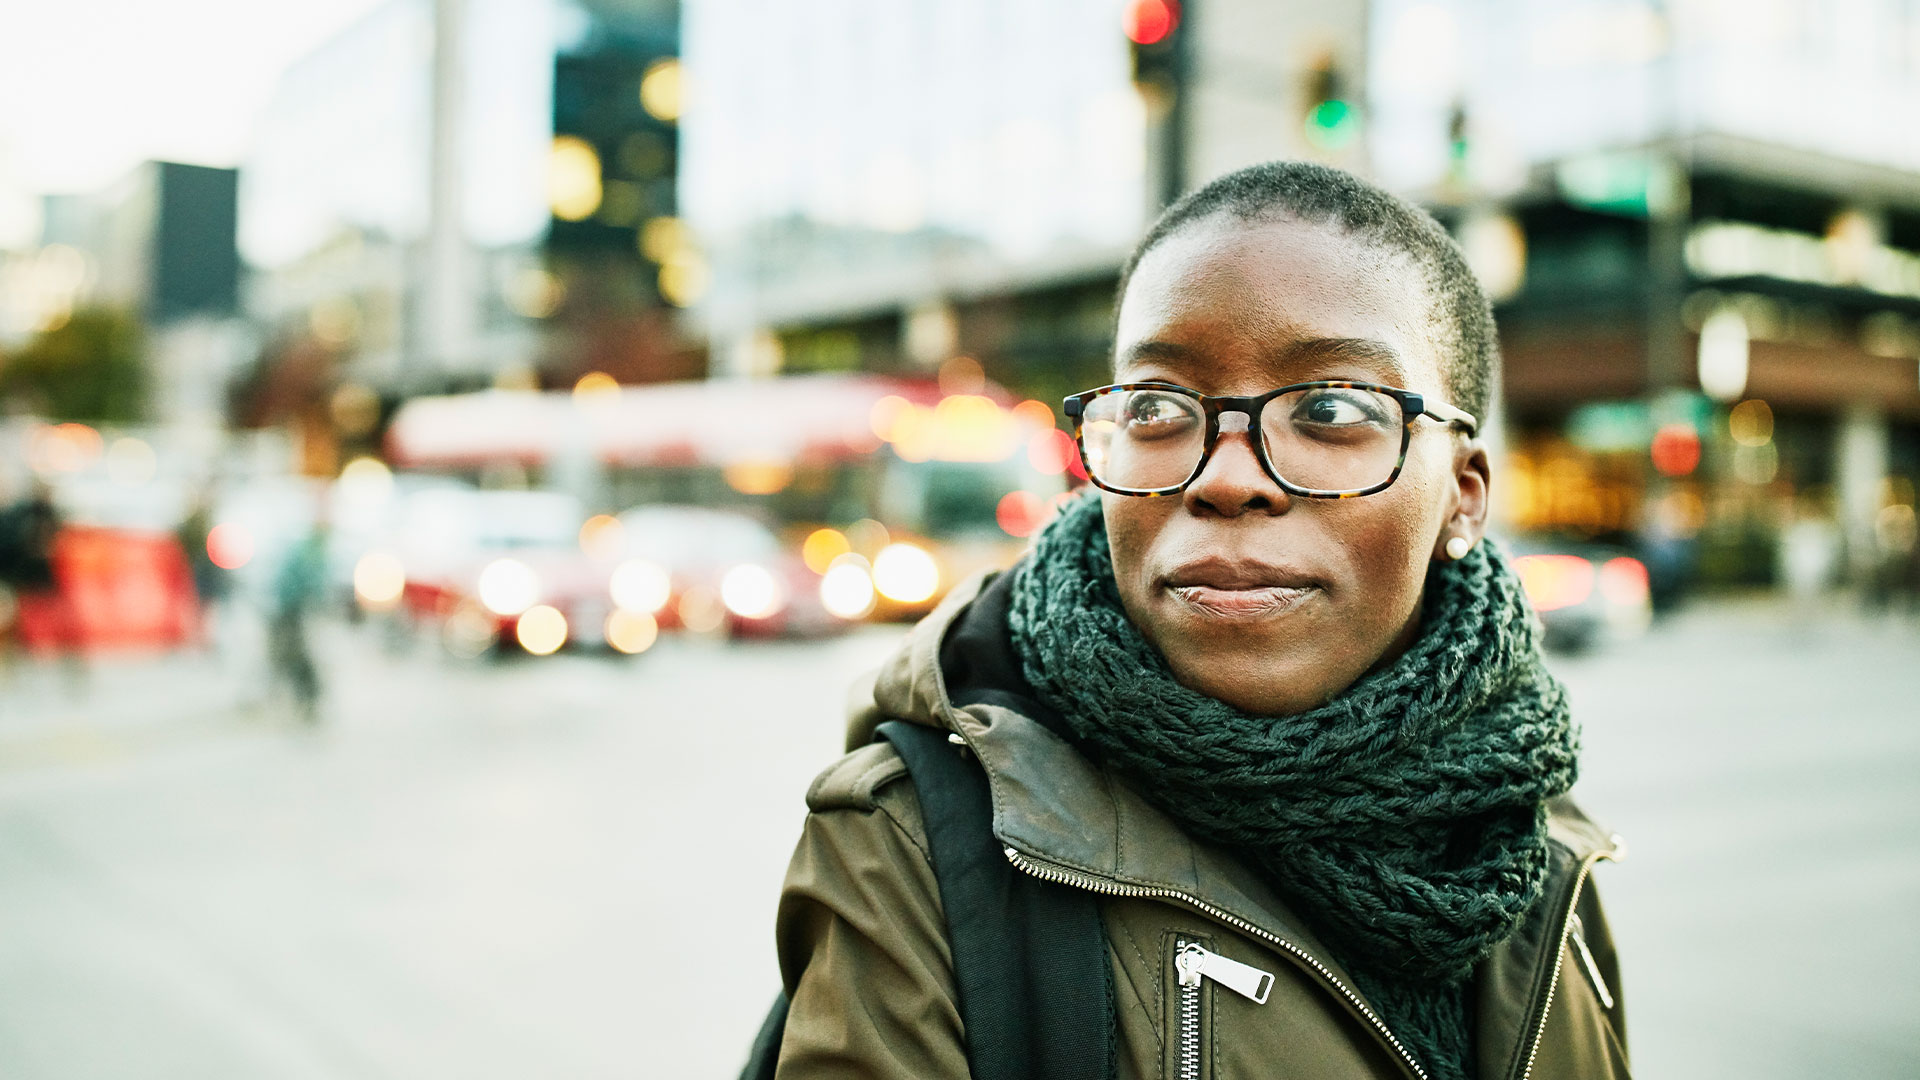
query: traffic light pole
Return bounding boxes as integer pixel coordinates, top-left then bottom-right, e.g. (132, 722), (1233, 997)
(1159, 0), (1191, 208)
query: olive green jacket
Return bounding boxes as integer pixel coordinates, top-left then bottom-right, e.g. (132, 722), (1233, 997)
(774, 575), (1630, 1080)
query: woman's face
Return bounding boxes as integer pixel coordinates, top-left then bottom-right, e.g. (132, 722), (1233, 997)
(1103, 213), (1489, 716)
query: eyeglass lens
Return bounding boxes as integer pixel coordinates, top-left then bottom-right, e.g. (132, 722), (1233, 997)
(1078, 386), (1406, 493)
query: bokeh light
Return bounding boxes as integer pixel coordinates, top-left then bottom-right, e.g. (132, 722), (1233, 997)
(29, 422), (103, 475)
(1650, 424), (1701, 477)
(657, 250), (709, 306)
(573, 371), (621, 408)
(677, 586), (727, 634)
(353, 552), (406, 609)
(478, 558), (540, 617)
(802, 528), (851, 574)
(873, 542), (939, 603)
(610, 559), (671, 614)
(1027, 427), (1082, 479)
(1729, 399), (1774, 447)
(996, 490), (1046, 538)
(579, 514), (625, 560)
(869, 395), (912, 442)
(1012, 399), (1056, 430)
(936, 355), (984, 396)
(606, 610), (659, 655)
(515, 605), (568, 655)
(443, 607), (497, 659)
(1514, 554), (1595, 613)
(639, 58), (683, 123)
(721, 563), (785, 620)
(819, 555), (876, 619)
(206, 523), (254, 570)
(549, 135), (604, 221)
(721, 460), (793, 495)
(338, 456), (393, 499)
(105, 437), (157, 485)
(1122, 0), (1179, 45)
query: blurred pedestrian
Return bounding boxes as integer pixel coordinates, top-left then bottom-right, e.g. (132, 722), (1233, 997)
(1865, 500), (1917, 616)
(1779, 497), (1839, 622)
(175, 487), (226, 647)
(0, 480), (86, 691)
(1639, 487), (1699, 615)
(0, 479), (61, 597)
(268, 518), (329, 725)
(757, 163), (1624, 1080)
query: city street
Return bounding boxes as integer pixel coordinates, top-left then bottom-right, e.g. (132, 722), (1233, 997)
(1, 599), (1916, 1079)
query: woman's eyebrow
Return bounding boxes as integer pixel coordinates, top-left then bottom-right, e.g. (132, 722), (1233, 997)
(1120, 339), (1199, 369)
(1279, 337), (1409, 382)
(1120, 337), (1410, 383)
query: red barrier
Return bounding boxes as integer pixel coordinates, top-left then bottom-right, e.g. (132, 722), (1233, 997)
(14, 527), (200, 654)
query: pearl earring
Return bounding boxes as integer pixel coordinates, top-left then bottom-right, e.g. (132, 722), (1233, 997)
(1445, 536), (1472, 561)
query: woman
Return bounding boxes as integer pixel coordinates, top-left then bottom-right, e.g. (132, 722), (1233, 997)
(771, 162), (1628, 1079)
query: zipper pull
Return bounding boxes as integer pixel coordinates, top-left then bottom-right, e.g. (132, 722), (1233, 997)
(1569, 915), (1615, 1010)
(1177, 941), (1275, 1004)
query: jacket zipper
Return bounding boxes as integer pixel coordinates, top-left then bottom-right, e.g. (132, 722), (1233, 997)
(1005, 846), (1430, 1080)
(1008, 836), (1626, 1080)
(1174, 940), (1203, 1080)
(1174, 939), (1276, 1080)
(1516, 839), (1626, 1080)
(1568, 914), (1614, 1010)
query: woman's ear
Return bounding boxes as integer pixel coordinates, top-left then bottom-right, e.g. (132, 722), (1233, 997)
(1432, 439), (1491, 561)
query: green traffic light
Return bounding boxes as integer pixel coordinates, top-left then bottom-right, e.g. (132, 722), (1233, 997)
(1304, 99), (1358, 151)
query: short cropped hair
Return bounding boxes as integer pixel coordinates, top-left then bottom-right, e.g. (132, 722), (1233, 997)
(1115, 161), (1498, 424)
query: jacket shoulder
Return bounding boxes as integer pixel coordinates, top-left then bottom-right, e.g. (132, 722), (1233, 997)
(805, 740), (910, 812)
(1546, 794), (1627, 861)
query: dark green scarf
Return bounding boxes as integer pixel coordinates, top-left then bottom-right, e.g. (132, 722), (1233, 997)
(1006, 494), (1578, 1080)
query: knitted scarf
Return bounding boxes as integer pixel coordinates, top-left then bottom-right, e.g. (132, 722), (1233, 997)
(1005, 494), (1578, 1080)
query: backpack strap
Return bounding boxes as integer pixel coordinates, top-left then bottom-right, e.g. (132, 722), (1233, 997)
(739, 723), (1116, 1080)
(739, 989), (786, 1080)
(877, 720), (1115, 1080)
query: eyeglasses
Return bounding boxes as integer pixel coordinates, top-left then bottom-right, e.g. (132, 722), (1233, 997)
(1062, 381), (1479, 498)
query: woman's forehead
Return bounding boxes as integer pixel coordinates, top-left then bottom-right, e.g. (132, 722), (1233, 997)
(1114, 215), (1445, 391)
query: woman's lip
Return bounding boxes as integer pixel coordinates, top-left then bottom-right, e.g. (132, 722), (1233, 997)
(1168, 583), (1317, 618)
(1163, 556), (1317, 592)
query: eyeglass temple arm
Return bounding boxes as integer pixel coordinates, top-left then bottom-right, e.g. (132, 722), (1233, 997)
(1421, 398), (1479, 436)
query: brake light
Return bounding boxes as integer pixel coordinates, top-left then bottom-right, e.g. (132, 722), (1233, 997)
(1598, 557), (1649, 606)
(1514, 554), (1594, 612)
(997, 491), (1046, 538)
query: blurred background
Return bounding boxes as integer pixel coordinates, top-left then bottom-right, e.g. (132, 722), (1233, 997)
(0, 0), (1916, 1076)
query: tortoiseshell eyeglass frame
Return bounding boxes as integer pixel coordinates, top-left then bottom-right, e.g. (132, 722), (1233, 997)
(1061, 380), (1480, 498)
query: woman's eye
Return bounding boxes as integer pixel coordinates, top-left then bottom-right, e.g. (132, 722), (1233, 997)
(1123, 392), (1195, 431)
(1294, 390), (1386, 427)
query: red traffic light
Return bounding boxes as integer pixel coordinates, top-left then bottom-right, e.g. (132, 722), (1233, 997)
(1124, 0), (1180, 46)
(1650, 423), (1701, 477)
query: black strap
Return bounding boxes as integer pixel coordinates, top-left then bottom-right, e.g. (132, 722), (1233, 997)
(739, 990), (787, 1080)
(878, 720), (1115, 1080)
(740, 723), (1115, 1080)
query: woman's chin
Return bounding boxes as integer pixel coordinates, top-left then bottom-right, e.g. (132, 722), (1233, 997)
(1159, 645), (1346, 717)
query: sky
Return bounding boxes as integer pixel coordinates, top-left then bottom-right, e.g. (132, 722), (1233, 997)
(0, 0), (387, 245)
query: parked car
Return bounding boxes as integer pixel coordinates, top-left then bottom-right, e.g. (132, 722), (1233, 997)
(1505, 533), (1653, 653)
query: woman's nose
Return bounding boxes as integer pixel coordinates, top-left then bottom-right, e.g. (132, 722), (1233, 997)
(1183, 413), (1290, 517)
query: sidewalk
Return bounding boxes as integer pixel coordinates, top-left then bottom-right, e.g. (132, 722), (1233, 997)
(0, 601), (342, 771)
(0, 645), (267, 771)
